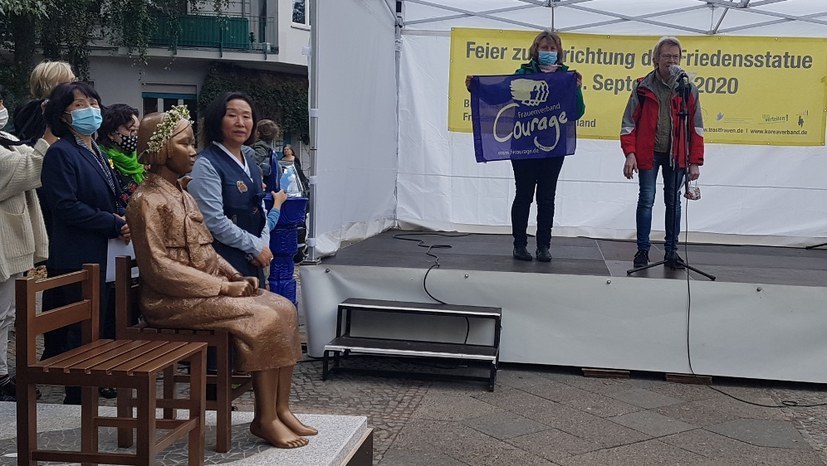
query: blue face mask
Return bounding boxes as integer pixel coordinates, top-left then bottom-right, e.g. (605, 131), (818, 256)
(538, 51), (558, 66)
(68, 107), (102, 135)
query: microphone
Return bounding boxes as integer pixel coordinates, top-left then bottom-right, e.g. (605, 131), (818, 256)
(669, 64), (690, 86)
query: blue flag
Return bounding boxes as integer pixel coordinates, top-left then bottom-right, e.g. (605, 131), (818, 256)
(470, 72), (578, 163)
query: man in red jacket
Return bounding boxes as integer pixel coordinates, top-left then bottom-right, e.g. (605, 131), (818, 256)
(620, 36), (704, 269)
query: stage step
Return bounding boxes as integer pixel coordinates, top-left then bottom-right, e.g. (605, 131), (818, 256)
(322, 298), (502, 391)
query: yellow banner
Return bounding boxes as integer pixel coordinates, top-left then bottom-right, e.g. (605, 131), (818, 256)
(448, 28), (827, 146)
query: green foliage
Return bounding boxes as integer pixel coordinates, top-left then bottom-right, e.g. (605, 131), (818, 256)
(39, 0), (99, 79)
(103, 0), (155, 59)
(200, 63), (310, 144)
(106, 0), (230, 58)
(0, 0), (231, 94)
(0, 0), (49, 17)
(0, 0), (308, 139)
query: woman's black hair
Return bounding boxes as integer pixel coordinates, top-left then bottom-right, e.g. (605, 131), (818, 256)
(97, 103), (139, 148)
(202, 91), (258, 145)
(0, 84), (26, 149)
(43, 82), (102, 139)
(13, 99), (47, 145)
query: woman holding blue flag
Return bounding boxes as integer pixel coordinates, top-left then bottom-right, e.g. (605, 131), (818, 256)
(513, 31), (585, 262)
(469, 31), (585, 262)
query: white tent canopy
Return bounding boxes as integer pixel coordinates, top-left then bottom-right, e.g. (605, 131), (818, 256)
(401, 0), (827, 36)
(309, 0), (827, 257)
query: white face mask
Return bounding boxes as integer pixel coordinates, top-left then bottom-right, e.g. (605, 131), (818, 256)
(0, 108), (8, 129)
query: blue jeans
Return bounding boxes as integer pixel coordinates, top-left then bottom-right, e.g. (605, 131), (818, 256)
(636, 153), (685, 253)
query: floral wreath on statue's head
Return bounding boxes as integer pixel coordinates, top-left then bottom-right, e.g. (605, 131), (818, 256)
(141, 105), (193, 159)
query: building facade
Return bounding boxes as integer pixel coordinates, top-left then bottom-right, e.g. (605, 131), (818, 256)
(88, 0), (310, 146)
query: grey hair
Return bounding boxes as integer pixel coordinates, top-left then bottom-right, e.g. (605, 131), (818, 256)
(651, 36), (682, 68)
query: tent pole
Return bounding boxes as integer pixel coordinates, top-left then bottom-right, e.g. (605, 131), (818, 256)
(394, 0), (403, 228)
(306, 0), (320, 263)
(551, 1), (555, 30)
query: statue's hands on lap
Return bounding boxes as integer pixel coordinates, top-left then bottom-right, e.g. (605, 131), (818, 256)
(242, 276), (259, 290)
(220, 280), (256, 297)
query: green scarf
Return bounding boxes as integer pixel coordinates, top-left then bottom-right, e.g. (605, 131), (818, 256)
(101, 145), (145, 185)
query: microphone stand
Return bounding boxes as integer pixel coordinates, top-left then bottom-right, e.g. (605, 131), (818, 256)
(627, 75), (716, 280)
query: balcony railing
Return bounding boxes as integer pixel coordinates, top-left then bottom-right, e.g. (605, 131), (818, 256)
(150, 14), (275, 51)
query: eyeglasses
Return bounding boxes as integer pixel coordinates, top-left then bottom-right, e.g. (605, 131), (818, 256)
(661, 54), (681, 60)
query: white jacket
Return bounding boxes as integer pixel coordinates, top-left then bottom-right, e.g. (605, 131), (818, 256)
(0, 132), (49, 281)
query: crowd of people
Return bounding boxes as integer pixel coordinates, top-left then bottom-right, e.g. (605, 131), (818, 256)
(0, 59), (316, 448)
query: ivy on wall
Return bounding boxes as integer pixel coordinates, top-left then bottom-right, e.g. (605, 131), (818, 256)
(199, 63), (309, 144)
(0, 0), (230, 107)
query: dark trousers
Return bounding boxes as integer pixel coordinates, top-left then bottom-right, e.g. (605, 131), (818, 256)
(510, 156), (565, 249)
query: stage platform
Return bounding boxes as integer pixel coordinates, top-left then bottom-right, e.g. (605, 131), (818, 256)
(301, 230), (827, 384)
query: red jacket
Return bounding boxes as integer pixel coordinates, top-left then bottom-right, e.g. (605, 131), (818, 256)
(620, 71), (704, 170)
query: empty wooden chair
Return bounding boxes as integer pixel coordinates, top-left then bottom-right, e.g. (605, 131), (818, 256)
(15, 263), (207, 466)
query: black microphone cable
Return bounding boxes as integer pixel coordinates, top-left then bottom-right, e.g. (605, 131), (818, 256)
(680, 170), (827, 409)
(393, 232), (473, 344)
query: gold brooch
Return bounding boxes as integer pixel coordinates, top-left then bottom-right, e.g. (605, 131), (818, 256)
(236, 180), (248, 193)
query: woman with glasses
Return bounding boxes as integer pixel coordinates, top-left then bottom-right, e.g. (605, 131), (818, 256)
(39, 82), (129, 404)
(98, 104), (143, 207)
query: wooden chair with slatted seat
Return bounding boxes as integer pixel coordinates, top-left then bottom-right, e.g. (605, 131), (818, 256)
(15, 263), (207, 466)
(114, 255), (253, 453)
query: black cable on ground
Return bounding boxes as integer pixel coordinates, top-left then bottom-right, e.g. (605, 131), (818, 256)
(681, 187), (827, 409)
(393, 232), (473, 343)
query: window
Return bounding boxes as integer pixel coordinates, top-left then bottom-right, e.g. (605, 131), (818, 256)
(292, 0), (309, 27)
(141, 92), (199, 136)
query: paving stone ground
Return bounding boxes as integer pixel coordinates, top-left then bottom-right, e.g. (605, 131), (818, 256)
(10, 345), (827, 465)
(6, 272), (827, 464)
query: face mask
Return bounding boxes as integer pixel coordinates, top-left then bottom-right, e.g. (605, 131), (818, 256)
(538, 51), (558, 66)
(0, 108), (8, 129)
(116, 134), (138, 153)
(68, 107), (102, 135)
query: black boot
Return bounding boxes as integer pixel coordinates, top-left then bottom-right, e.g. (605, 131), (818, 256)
(633, 249), (649, 268)
(536, 247), (552, 262)
(513, 246), (533, 261)
(665, 251), (686, 270)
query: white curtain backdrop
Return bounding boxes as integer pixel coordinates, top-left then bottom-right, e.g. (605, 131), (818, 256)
(315, 1), (827, 254)
(396, 32), (827, 246)
(313, 0), (399, 255)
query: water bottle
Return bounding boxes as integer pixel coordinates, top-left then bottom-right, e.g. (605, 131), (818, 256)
(278, 162), (304, 197)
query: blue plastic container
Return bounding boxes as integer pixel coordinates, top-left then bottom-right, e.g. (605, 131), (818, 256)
(269, 255), (295, 281)
(270, 227), (298, 256)
(268, 278), (297, 305)
(277, 197), (307, 227)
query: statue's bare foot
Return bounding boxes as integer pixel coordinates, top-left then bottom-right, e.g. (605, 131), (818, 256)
(277, 408), (318, 436)
(250, 417), (309, 448)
